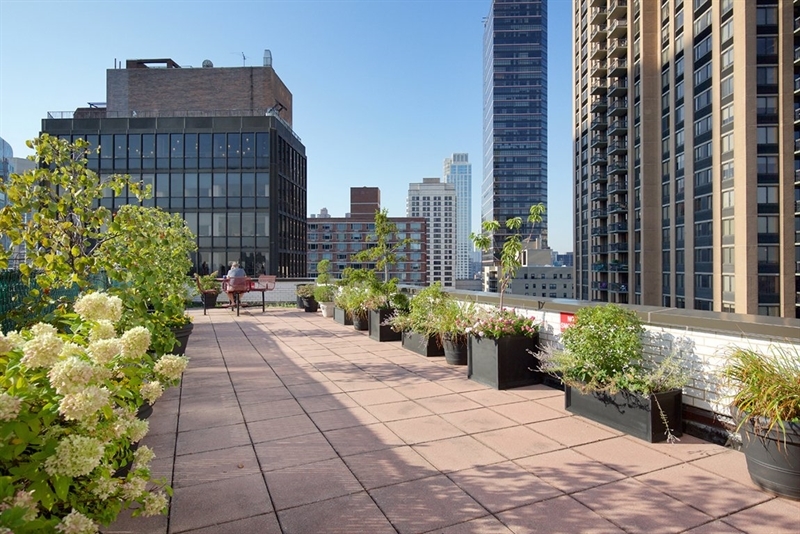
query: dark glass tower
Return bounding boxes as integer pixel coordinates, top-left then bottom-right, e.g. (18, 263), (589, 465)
(482, 0), (548, 259)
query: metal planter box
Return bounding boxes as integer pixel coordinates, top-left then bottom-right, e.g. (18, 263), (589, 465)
(333, 307), (353, 325)
(402, 331), (444, 357)
(565, 387), (683, 443)
(368, 308), (401, 342)
(467, 334), (541, 390)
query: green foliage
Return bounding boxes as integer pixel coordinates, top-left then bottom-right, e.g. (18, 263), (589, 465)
(334, 283), (371, 320)
(98, 205), (196, 356)
(196, 271), (221, 293)
(296, 284), (315, 298)
(353, 208), (413, 281)
(470, 204), (545, 309)
(466, 308), (539, 339)
(315, 260), (331, 286)
(539, 303), (686, 395)
(723, 345), (800, 434)
(0, 135), (149, 290)
(313, 284), (336, 303)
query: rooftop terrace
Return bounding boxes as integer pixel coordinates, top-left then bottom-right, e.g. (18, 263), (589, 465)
(107, 307), (799, 534)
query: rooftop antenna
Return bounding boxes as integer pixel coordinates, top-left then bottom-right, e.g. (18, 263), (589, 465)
(241, 52), (247, 66)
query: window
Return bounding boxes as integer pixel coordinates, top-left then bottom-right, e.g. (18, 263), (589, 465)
(720, 104), (733, 126)
(675, 56), (684, 77)
(757, 156), (779, 174)
(757, 216), (778, 233)
(722, 218), (734, 237)
(758, 275), (778, 294)
(675, 81), (684, 101)
(694, 167), (712, 187)
(722, 275), (735, 293)
(693, 62), (712, 86)
(757, 96), (778, 115)
(721, 162), (734, 181)
(756, 37), (777, 55)
(721, 133), (734, 154)
(756, 6), (778, 26)
(694, 88), (711, 111)
(756, 67), (778, 85)
(720, 75), (734, 99)
(694, 115), (712, 137)
(675, 129), (685, 149)
(693, 12), (712, 37)
(757, 185), (778, 204)
(721, 189), (734, 208)
(720, 19), (733, 42)
(757, 126), (778, 145)
(694, 194), (712, 212)
(721, 47), (734, 69)
(693, 35), (712, 61)
(694, 140), (712, 161)
(722, 247), (734, 264)
(695, 274), (712, 289)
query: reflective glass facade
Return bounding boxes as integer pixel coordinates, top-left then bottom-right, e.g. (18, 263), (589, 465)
(482, 0), (549, 257)
(41, 116), (307, 277)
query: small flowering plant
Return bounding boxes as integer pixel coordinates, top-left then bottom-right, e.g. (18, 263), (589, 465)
(0, 291), (187, 533)
(465, 308), (539, 340)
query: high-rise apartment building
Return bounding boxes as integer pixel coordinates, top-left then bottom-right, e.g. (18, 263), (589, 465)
(483, 0), (549, 260)
(307, 188), (427, 284)
(443, 153), (472, 280)
(407, 178), (457, 287)
(42, 55), (307, 278)
(574, 0), (799, 318)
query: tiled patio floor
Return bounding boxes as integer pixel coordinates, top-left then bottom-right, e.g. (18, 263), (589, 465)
(106, 308), (800, 534)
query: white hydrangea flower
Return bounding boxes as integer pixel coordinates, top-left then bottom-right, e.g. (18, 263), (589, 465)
(45, 435), (105, 478)
(153, 355), (189, 382)
(48, 357), (97, 395)
(11, 490), (37, 521)
(121, 475), (147, 500)
(58, 386), (111, 422)
(0, 393), (22, 422)
(0, 333), (14, 354)
(59, 342), (85, 359)
(139, 381), (163, 404)
(30, 322), (58, 337)
(120, 327), (151, 358)
(141, 491), (169, 517)
(55, 509), (98, 534)
(74, 292), (122, 324)
(89, 320), (117, 342)
(133, 445), (155, 470)
(91, 475), (119, 500)
(4, 331), (25, 349)
(87, 338), (122, 366)
(127, 419), (149, 443)
(21, 332), (64, 369)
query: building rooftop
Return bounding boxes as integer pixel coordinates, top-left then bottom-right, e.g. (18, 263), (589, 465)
(107, 307), (799, 534)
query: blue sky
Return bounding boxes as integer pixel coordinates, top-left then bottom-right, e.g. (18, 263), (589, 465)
(0, 0), (574, 252)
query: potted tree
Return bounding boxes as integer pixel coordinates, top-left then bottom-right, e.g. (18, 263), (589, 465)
(364, 278), (407, 342)
(196, 270), (222, 310)
(723, 345), (800, 500)
(333, 268), (376, 329)
(296, 283), (318, 313)
(391, 283), (448, 357)
(314, 260), (336, 317)
(431, 299), (477, 366)
(538, 303), (687, 443)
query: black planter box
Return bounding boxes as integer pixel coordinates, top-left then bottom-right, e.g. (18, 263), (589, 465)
(353, 313), (368, 331)
(468, 334), (540, 389)
(368, 308), (401, 342)
(302, 297), (319, 313)
(402, 331), (444, 357)
(565, 387), (683, 443)
(333, 307), (353, 325)
(171, 323), (194, 356)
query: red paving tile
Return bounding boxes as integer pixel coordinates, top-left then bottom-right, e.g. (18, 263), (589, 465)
(106, 310), (797, 534)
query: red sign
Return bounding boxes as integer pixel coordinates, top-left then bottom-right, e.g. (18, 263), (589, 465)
(560, 312), (575, 330)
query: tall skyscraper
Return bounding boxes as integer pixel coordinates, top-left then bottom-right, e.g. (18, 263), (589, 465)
(407, 178), (457, 287)
(42, 55), (307, 278)
(483, 0), (548, 261)
(443, 153), (472, 280)
(574, 0), (798, 318)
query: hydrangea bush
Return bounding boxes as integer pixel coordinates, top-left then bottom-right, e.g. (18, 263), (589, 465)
(0, 292), (188, 533)
(465, 308), (539, 340)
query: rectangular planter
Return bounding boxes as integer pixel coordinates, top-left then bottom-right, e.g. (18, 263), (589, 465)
(468, 333), (541, 390)
(368, 308), (401, 342)
(565, 387), (683, 443)
(333, 307), (353, 325)
(402, 331), (444, 357)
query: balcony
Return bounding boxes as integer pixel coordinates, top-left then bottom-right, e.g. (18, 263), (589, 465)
(592, 262), (608, 272)
(608, 18), (628, 38)
(590, 59), (608, 78)
(591, 116), (608, 130)
(795, 138), (800, 154)
(592, 244), (609, 254)
(608, 80), (628, 98)
(609, 242), (629, 253)
(609, 0), (628, 18)
(796, 168), (800, 185)
(591, 79), (608, 95)
(590, 7), (608, 25)
(795, 107), (800, 123)
(608, 119), (628, 136)
(795, 77), (800, 93)
(607, 160), (629, 175)
(590, 0), (605, 6)
(608, 38), (628, 58)
(590, 153), (608, 166)
(795, 47), (800, 64)
(607, 180), (628, 194)
(592, 225), (609, 236)
(591, 188), (608, 200)
(607, 141), (628, 156)
(590, 96), (608, 113)
(590, 25), (608, 43)
(590, 171), (608, 184)
(592, 208), (608, 218)
(610, 282), (629, 293)
(609, 221), (629, 233)
(592, 280), (609, 290)
(608, 260), (629, 271)
(591, 133), (608, 148)
(795, 15), (800, 33)
(608, 57), (627, 77)
(607, 202), (628, 213)
(590, 42), (608, 60)
(608, 98), (628, 116)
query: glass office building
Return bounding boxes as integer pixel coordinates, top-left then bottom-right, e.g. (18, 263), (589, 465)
(482, 0), (549, 259)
